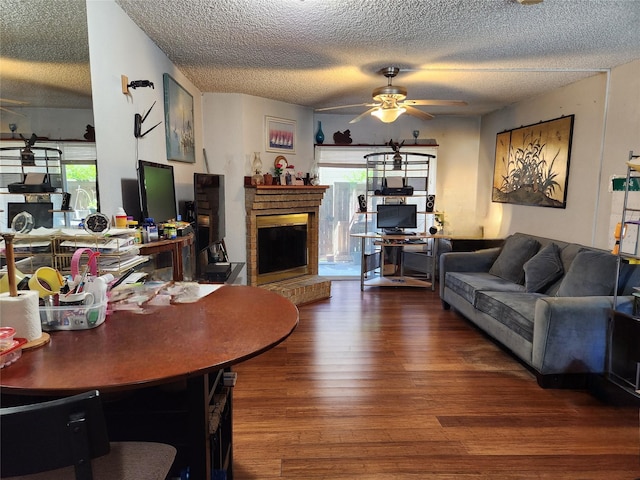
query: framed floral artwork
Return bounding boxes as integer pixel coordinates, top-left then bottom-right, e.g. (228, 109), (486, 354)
(492, 115), (574, 208)
(265, 116), (296, 154)
(163, 74), (195, 163)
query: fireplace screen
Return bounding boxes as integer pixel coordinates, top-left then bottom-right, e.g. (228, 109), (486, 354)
(257, 213), (309, 283)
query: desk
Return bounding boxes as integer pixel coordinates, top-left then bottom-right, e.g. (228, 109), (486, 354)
(0, 285), (299, 479)
(352, 232), (439, 291)
(351, 233), (503, 292)
(138, 233), (195, 281)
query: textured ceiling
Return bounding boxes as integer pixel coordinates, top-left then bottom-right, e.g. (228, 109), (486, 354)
(114, 0), (640, 117)
(0, 0), (93, 109)
(1, 0), (639, 118)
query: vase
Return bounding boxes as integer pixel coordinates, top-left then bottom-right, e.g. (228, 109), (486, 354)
(315, 121), (325, 145)
(251, 152), (262, 175)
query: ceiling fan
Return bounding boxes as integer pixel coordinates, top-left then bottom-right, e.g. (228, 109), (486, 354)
(0, 98), (29, 117)
(315, 67), (467, 124)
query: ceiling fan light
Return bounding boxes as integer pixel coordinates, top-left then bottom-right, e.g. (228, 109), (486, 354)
(371, 107), (406, 123)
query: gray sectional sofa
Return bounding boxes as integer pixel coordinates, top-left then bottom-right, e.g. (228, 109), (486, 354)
(439, 232), (640, 387)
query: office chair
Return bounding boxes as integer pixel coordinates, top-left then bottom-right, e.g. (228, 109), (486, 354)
(1, 390), (176, 480)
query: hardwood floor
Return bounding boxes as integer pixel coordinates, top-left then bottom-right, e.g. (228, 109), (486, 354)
(232, 281), (640, 479)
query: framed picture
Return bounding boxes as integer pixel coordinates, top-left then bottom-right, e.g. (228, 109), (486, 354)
(265, 116), (296, 154)
(492, 115), (574, 208)
(163, 73), (195, 163)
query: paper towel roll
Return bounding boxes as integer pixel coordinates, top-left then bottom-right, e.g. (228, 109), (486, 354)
(0, 290), (42, 341)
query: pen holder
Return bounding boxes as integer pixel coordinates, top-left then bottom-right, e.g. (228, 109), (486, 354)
(40, 299), (108, 331)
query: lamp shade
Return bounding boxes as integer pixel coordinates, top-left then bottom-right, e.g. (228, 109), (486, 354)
(371, 107), (406, 123)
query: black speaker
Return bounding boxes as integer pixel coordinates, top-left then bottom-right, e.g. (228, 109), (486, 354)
(61, 192), (71, 211)
(426, 194), (435, 212)
(358, 194), (367, 212)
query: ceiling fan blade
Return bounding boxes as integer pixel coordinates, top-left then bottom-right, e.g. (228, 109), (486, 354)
(0, 106), (26, 117)
(0, 98), (29, 106)
(404, 106), (435, 121)
(402, 99), (467, 107)
(349, 107), (378, 124)
(315, 103), (375, 112)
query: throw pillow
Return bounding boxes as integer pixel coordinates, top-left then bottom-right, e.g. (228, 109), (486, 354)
(523, 242), (564, 293)
(489, 235), (540, 284)
(556, 249), (618, 296)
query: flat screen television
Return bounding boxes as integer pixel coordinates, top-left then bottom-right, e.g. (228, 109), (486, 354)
(137, 160), (178, 224)
(376, 204), (417, 232)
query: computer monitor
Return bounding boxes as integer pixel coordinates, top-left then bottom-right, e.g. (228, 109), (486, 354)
(137, 160), (178, 224)
(376, 204), (417, 232)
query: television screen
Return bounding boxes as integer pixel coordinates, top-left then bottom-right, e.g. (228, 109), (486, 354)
(376, 204), (417, 230)
(138, 160), (177, 224)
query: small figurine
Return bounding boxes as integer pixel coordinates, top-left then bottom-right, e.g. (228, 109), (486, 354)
(333, 130), (353, 144)
(84, 124), (95, 141)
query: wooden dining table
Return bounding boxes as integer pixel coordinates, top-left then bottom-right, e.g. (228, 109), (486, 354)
(0, 284), (299, 479)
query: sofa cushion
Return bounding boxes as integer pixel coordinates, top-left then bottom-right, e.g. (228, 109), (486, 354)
(523, 243), (564, 293)
(556, 249), (618, 296)
(475, 291), (544, 343)
(489, 235), (540, 284)
(445, 272), (526, 306)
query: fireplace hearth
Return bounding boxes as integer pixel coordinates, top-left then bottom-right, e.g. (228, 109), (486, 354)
(245, 185), (330, 305)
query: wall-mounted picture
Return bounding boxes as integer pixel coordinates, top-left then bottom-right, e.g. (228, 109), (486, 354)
(492, 115), (574, 208)
(163, 74), (195, 163)
(265, 116), (296, 154)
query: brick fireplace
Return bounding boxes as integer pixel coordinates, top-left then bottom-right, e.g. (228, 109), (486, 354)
(245, 185), (331, 305)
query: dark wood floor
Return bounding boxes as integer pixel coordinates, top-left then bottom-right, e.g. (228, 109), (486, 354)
(232, 281), (640, 479)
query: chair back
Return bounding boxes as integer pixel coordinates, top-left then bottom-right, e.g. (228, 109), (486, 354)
(1, 390), (110, 480)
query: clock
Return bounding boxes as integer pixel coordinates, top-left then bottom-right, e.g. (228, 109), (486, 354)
(84, 212), (111, 234)
(11, 211), (34, 234)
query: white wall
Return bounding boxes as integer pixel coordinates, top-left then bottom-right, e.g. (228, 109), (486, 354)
(0, 107), (94, 141)
(201, 93), (313, 266)
(479, 60), (640, 248)
(599, 60), (640, 248)
(86, 0), (204, 221)
(313, 113), (482, 236)
(479, 73), (609, 244)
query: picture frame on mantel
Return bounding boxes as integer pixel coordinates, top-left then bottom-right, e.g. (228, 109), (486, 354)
(492, 115), (574, 209)
(265, 116), (296, 154)
(163, 73), (195, 163)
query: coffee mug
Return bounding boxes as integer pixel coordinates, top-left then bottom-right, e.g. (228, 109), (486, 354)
(28, 267), (65, 298)
(60, 292), (94, 307)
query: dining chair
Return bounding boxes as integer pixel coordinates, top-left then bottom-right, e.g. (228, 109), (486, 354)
(1, 390), (176, 480)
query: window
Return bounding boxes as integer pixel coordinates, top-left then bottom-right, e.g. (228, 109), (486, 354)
(318, 165), (366, 277)
(0, 140), (98, 228)
(316, 145), (437, 278)
(59, 143), (99, 226)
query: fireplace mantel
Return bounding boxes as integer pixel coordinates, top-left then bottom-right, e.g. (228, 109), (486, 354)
(245, 185), (330, 304)
(245, 185), (329, 211)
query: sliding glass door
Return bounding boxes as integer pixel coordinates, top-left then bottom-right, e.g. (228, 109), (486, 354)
(318, 166), (366, 277)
